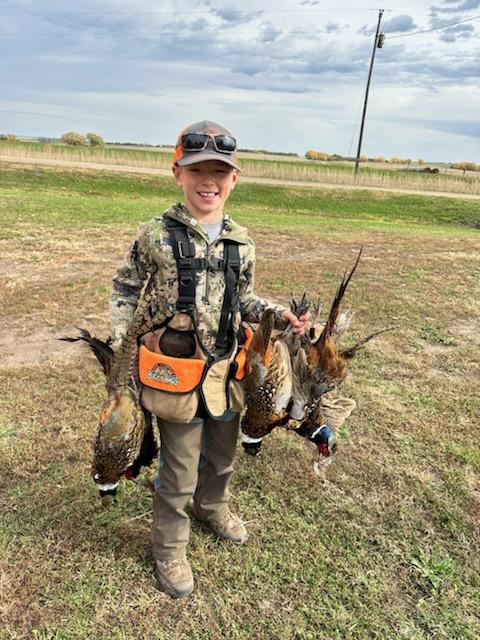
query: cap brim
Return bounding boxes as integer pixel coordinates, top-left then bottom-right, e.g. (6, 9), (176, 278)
(176, 150), (240, 171)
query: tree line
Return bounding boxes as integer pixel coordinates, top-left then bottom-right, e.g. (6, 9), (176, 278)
(305, 150), (479, 172)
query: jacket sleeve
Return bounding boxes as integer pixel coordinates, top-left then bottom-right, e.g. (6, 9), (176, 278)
(238, 239), (287, 327)
(109, 224), (156, 347)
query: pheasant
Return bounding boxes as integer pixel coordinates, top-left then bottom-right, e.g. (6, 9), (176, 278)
(60, 280), (159, 505)
(241, 309), (292, 456)
(240, 250), (392, 468)
(287, 249), (392, 470)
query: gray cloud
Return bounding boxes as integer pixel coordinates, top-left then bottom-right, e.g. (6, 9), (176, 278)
(258, 22), (282, 43)
(189, 18), (211, 32)
(360, 14), (416, 35)
(383, 15), (417, 33)
(439, 22), (476, 40)
(398, 117), (480, 139)
(2, 14), (476, 99)
(209, 7), (260, 24)
(431, 0), (480, 12)
(325, 22), (340, 33)
(358, 23), (375, 35)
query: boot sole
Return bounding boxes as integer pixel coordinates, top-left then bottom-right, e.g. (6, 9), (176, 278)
(155, 576), (194, 599)
(155, 572), (194, 599)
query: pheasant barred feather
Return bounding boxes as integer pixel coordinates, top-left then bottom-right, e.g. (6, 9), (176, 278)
(241, 249), (393, 471)
(242, 310), (292, 442)
(60, 275), (160, 504)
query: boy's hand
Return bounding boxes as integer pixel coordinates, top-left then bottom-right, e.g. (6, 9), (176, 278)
(281, 309), (312, 336)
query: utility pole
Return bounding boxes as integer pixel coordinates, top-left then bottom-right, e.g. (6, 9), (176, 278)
(354, 9), (384, 177)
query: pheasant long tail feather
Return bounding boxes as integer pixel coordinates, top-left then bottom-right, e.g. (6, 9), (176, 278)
(310, 296), (323, 329)
(315, 247), (363, 350)
(59, 329), (114, 376)
(109, 276), (157, 388)
(340, 326), (395, 359)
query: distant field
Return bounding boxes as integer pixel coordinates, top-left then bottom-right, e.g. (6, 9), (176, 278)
(1, 164), (479, 639)
(1, 139), (479, 195)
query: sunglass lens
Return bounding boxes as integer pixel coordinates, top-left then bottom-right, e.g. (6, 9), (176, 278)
(182, 134), (208, 150)
(214, 135), (236, 152)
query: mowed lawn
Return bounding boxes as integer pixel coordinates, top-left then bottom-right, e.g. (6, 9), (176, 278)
(0, 163), (479, 640)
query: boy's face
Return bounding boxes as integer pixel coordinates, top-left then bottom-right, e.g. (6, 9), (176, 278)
(172, 160), (239, 220)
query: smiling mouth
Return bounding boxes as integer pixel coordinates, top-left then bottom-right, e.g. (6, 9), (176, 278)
(198, 191), (218, 198)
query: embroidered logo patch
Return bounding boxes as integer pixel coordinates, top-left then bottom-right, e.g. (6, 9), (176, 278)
(147, 363), (179, 386)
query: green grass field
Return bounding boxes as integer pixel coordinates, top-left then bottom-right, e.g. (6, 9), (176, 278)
(1, 163), (479, 639)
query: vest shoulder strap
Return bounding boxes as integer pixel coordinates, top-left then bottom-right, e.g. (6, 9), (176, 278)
(215, 240), (240, 352)
(164, 217), (205, 310)
(163, 215), (241, 352)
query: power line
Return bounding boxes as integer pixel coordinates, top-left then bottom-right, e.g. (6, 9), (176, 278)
(387, 14), (480, 39)
(0, 29), (359, 36)
(0, 8), (383, 16)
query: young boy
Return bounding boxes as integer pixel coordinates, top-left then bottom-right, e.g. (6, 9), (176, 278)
(109, 121), (310, 598)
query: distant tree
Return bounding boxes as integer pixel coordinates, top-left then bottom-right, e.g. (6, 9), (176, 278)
(406, 158), (412, 165)
(86, 132), (105, 146)
(390, 157), (403, 164)
(359, 155), (369, 162)
(305, 150), (330, 160)
(418, 158), (425, 165)
(0, 133), (17, 141)
(61, 131), (86, 146)
(374, 156), (385, 163)
(451, 161), (478, 174)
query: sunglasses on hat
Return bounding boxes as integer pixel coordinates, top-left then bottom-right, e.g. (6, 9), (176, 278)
(180, 133), (237, 154)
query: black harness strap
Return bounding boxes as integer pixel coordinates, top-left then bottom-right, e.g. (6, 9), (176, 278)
(165, 218), (206, 310)
(164, 215), (241, 352)
(215, 240), (240, 352)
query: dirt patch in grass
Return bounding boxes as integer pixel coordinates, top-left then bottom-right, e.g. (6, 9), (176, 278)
(0, 224), (133, 368)
(0, 322), (99, 369)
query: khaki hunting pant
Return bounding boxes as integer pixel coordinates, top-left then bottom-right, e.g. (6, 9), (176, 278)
(151, 413), (240, 560)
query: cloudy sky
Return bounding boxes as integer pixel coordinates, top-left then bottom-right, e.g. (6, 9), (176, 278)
(1, 0), (479, 162)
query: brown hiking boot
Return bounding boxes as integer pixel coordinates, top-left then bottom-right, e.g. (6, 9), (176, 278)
(197, 509), (248, 545)
(155, 557), (194, 598)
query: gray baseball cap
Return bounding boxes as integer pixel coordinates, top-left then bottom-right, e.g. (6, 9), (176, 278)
(173, 120), (240, 170)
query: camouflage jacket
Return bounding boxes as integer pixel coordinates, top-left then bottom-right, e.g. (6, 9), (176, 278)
(110, 203), (287, 357)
